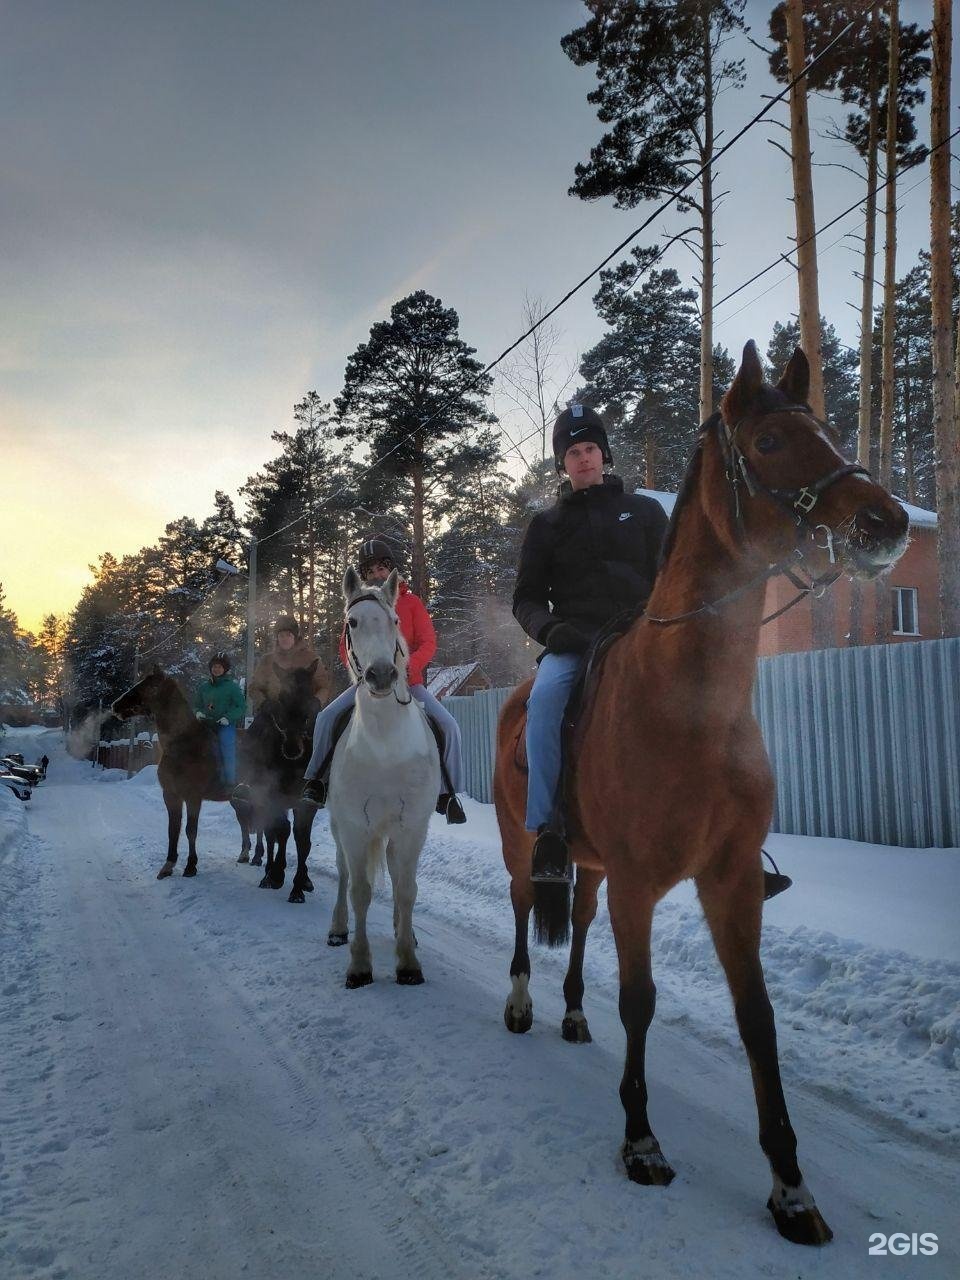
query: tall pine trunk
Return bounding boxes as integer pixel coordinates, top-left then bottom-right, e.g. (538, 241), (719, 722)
(848, 7), (882, 649)
(785, 0), (825, 420)
(875, 0), (900, 645)
(930, 0), (960, 635)
(411, 445), (427, 599)
(698, 3), (715, 422)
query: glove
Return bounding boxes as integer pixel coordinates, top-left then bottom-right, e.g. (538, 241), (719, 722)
(195, 711), (205, 720)
(218, 717), (229, 726)
(544, 622), (589, 656)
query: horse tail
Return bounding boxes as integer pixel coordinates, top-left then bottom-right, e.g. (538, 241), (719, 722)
(532, 881), (571, 947)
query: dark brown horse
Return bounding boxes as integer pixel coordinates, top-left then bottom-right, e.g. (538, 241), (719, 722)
(493, 343), (909, 1245)
(113, 666), (238, 878)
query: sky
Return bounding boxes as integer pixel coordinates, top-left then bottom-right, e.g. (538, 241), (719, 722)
(2, 0), (956, 632)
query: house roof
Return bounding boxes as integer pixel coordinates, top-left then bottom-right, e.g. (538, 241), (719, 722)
(425, 662), (483, 699)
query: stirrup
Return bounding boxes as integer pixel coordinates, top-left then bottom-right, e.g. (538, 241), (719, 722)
(531, 827), (572, 884)
(301, 777), (327, 808)
(444, 794), (466, 825)
(762, 849), (792, 900)
(231, 782), (252, 803)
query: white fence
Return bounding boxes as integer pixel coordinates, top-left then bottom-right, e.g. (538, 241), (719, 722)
(445, 638), (960, 849)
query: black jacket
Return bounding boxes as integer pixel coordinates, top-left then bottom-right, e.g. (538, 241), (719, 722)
(512, 476), (668, 644)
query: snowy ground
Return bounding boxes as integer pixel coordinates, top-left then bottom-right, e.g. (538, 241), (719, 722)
(1, 725), (958, 1280)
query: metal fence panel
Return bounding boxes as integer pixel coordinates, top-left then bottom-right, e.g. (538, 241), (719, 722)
(447, 640), (960, 847)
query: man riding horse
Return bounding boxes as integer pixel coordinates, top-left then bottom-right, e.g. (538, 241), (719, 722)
(514, 404), (791, 896)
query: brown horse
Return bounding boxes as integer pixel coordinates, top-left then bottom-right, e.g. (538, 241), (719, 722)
(493, 343), (908, 1245)
(113, 666), (235, 878)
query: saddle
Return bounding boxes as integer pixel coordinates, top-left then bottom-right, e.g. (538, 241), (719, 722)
(317, 704), (457, 798)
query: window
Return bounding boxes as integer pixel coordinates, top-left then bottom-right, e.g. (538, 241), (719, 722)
(891, 586), (920, 636)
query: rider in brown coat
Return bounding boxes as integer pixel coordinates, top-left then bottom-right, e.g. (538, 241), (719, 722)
(247, 615), (331, 710)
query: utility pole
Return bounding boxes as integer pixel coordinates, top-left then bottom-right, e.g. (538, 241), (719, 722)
(245, 537), (258, 720)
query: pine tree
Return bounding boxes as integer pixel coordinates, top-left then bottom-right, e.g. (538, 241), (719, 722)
(335, 291), (497, 597)
(562, 0), (746, 420)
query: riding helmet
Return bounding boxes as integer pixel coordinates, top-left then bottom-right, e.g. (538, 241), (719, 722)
(274, 614), (300, 639)
(358, 536), (400, 574)
(209, 651), (231, 673)
(552, 404), (613, 473)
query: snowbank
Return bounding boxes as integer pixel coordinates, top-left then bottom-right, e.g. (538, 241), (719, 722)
(0, 782), (26, 861)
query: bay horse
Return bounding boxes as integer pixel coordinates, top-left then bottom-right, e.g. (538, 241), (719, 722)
(113, 666), (237, 878)
(240, 661), (321, 904)
(326, 568), (440, 986)
(493, 343), (909, 1246)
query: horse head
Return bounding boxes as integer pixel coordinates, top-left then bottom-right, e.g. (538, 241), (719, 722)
(112, 664), (172, 719)
(712, 341), (908, 580)
(266, 660), (320, 761)
(341, 566), (410, 701)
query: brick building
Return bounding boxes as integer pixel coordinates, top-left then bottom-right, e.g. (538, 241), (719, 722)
(639, 490), (942, 657)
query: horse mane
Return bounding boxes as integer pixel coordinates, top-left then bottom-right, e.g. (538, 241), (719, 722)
(657, 431), (707, 571)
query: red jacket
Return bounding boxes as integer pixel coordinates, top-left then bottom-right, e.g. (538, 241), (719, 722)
(339, 581), (437, 687)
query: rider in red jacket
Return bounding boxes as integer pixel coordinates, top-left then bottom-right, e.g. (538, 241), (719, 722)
(302, 537), (466, 822)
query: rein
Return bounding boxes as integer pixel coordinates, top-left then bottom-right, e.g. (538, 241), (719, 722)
(645, 407), (867, 628)
(344, 593), (412, 706)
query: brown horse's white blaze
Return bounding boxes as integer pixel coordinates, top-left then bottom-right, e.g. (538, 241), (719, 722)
(493, 341), (908, 1246)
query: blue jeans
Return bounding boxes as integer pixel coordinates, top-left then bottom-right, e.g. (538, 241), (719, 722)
(304, 684), (464, 793)
(217, 724), (237, 786)
(525, 652), (580, 832)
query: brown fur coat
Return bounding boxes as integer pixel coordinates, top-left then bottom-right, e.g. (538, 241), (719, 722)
(247, 639), (330, 709)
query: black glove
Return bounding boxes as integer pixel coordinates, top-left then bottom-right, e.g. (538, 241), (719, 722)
(543, 622), (590, 655)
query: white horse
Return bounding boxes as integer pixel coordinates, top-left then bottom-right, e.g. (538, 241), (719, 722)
(326, 567), (441, 987)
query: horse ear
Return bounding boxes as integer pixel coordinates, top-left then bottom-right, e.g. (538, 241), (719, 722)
(775, 347), (811, 405)
(307, 658), (319, 674)
(343, 567), (362, 603)
(721, 340), (765, 423)
(381, 568), (400, 608)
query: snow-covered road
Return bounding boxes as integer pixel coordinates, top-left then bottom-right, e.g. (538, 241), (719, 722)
(2, 728), (958, 1279)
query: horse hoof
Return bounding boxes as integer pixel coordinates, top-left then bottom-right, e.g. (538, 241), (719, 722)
(288, 888), (305, 904)
(396, 968), (424, 985)
(504, 1003), (533, 1035)
(258, 875), (271, 889)
(157, 862), (175, 880)
(182, 865), (197, 878)
(251, 853), (263, 867)
(561, 1012), (592, 1044)
(621, 1139), (675, 1186)
(237, 852), (250, 864)
(345, 971), (373, 989)
(327, 932), (349, 947)
(302, 877), (314, 892)
(767, 1198), (833, 1246)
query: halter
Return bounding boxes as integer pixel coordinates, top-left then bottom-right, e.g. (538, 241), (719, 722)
(646, 405), (870, 628)
(343, 592), (412, 705)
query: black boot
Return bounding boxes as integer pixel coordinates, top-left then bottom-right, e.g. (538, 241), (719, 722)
(762, 849), (792, 900)
(301, 777), (327, 809)
(441, 794), (466, 825)
(531, 826), (572, 884)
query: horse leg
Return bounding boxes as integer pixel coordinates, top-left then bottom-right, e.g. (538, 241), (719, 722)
(158, 794), (182, 879)
(236, 810), (251, 864)
(259, 816), (276, 888)
(608, 884), (674, 1186)
(344, 837), (377, 988)
(182, 797), (201, 876)
(504, 874), (533, 1033)
(327, 836), (350, 946)
(261, 814), (289, 890)
(561, 866), (602, 1044)
(697, 867), (832, 1245)
(251, 829), (264, 866)
(386, 834), (423, 985)
(288, 805), (313, 904)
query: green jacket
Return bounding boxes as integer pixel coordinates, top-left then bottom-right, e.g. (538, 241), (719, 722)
(194, 674), (246, 726)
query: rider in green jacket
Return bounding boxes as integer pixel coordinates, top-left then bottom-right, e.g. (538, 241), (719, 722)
(194, 652), (245, 786)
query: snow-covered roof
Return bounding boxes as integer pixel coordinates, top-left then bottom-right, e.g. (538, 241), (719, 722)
(637, 487), (936, 528)
(425, 662), (484, 699)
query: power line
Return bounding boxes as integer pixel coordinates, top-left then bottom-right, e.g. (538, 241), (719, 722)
(259, 0), (883, 548)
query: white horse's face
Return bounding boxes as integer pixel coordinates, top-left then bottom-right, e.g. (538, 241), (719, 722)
(342, 567), (409, 699)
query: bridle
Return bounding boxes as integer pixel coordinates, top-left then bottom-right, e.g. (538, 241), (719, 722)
(343, 592), (412, 705)
(646, 405), (871, 628)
